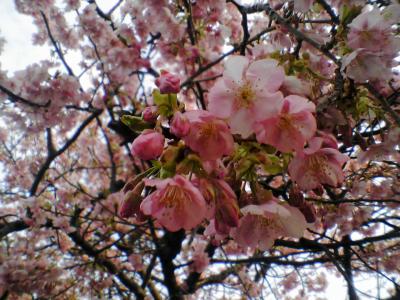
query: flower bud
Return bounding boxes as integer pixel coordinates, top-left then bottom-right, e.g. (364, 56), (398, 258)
(215, 201), (239, 234)
(155, 70), (180, 94)
(131, 129), (165, 160)
(288, 185), (304, 207)
(299, 202), (317, 223)
(119, 182), (145, 218)
(170, 112), (190, 137)
(142, 106), (158, 123)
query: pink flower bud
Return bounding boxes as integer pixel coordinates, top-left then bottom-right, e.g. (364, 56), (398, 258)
(155, 70), (180, 94)
(170, 112), (190, 137)
(131, 129), (164, 160)
(119, 182), (145, 218)
(142, 106), (158, 123)
(288, 185), (304, 207)
(299, 202), (317, 223)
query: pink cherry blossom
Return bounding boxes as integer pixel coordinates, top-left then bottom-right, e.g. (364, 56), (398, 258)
(140, 175), (207, 231)
(182, 110), (234, 161)
(208, 55), (285, 138)
(347, 9), (398, 55)
(288, 137), (349, 190)
(170, 111), (190, 137)
(232, 201), (307, 250)
(155, 70), (181, 94)
(343, 8), (400, 83)
(254, 95), (316, 152)
(190, 240), (210, 273)
(130, 129), (165, 161)
(128, 254), (144, 271)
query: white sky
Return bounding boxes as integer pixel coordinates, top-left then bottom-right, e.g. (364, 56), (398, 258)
(0, 0), (394, 299)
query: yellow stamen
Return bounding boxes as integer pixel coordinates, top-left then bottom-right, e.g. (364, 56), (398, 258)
(235, 83), (255, 108)
(161, 185), (186, 210)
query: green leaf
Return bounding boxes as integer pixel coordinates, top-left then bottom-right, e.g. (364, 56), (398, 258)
(121, 115), (151, 132)
(263, 154), (282, 175)
(236, 155), (258, 180)
(340, 5), (362, 26)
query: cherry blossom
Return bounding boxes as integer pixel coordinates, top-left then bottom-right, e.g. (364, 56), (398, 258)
(254, 95), (317, 152)
(1, 0), (400, 299)
(194, 177), (239, 234)
(208, 55), (285, 137)
(182, 110), (234, 161)
(142, 106), (158, 123)
(294, 0), (314, 12)
(289, 137), (349, 190)
(232, 201), (307, 250)
(347, 9), (397, 55)
(140, 175), (207, 231)
(170, 111), (190, 137)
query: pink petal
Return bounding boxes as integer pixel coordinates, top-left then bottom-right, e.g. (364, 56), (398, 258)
(223, 55), (249, 88)
(207, 79), (235, 119)
(282, 206), (307, 237)
(228, 108), (254, 138)
(252, 91), (284, 121)
(291, 111), (317, 141)
(304, 137), (324, 155)
(285, 95), (315, 114)
(246, 59), (285, 92)
(241, 204), (266, 216)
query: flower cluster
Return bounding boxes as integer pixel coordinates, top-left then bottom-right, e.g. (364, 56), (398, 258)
(121, 55), (349, 252)
(342, 7), (400, 82)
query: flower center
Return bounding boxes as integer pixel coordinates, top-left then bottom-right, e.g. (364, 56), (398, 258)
(199, 123), (217, 138)
(161, 185), (186, 209)
(257, 215), (282, 232)
(308, 154), (327, 173)
(278, 114), (294, 130)
(360, 30), (373, 42)
(236, 83), (255, 108)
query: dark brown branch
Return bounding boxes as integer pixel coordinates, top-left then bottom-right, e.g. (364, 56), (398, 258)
(365, 83), (400, 126)
(229, 0), (250, 55)
(40, 11), (75, 77)
(242, 3), (339, 63)
(316, 0), (339, 24)
(342, 235), (358, 300)
(68, 229), (146, 299)
(0, 220), (29, 240)
(29, 109), (102, 196)
(0, 84), (50, 108)
(180, 26), (276, 88)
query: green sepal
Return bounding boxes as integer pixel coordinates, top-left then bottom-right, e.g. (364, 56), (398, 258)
(176, 154), (205, 176)
(153, 89), (178, 117)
